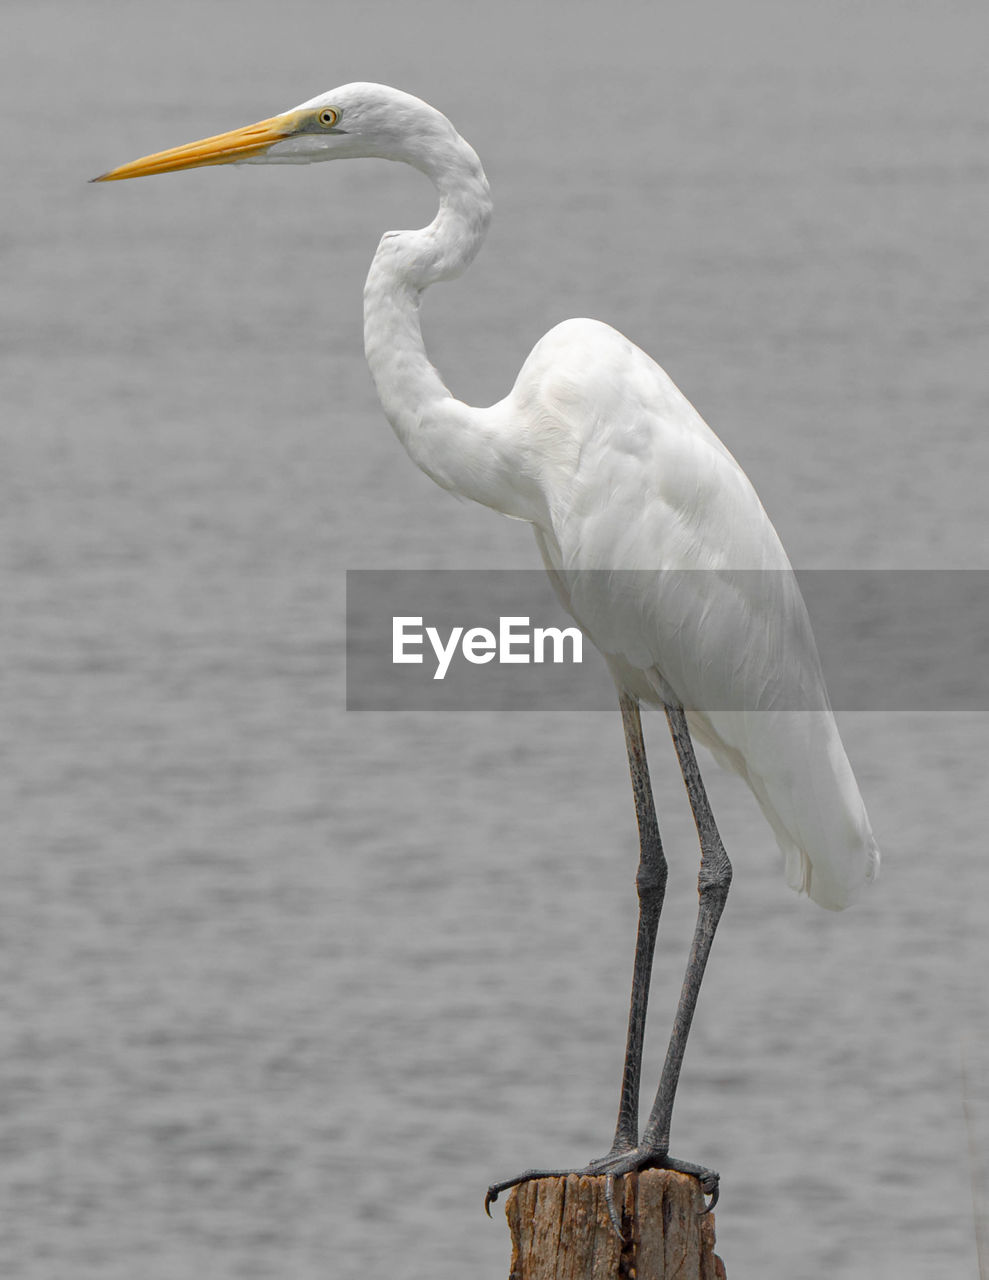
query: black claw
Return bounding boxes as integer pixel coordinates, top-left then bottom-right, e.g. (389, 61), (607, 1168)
(486, 1156), (719, 1225)
(603, 1173), (626, 1241)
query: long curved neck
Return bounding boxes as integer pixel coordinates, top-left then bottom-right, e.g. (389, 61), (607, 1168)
(363, 128), (529, 516)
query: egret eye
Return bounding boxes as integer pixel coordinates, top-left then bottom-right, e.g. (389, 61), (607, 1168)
(318, 108), (339, 128)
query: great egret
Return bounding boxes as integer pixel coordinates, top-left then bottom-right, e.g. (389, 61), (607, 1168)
(94, 82), (880, 1223)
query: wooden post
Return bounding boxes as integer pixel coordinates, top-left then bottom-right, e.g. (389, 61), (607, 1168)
(504, 1170), (726, 1280)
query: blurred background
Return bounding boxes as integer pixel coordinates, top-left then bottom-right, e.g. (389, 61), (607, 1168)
(2, 1), (988, 1276)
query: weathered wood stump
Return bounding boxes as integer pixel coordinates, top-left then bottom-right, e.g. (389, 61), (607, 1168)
(504, 1170), (726, 1280)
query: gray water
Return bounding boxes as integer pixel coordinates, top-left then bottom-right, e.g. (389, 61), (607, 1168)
(3, 2), (989, 1276)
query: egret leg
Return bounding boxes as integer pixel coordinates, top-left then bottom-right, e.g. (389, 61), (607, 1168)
(485, 702), (727, 1226)
(639, 703), (732, 1156)
(578, 705), (727, 1215)
(486, 692), (670, 1217)
(608, 691), (668, 1154)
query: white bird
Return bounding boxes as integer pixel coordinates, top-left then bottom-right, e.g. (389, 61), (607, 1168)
(94, 82), (879, 1220)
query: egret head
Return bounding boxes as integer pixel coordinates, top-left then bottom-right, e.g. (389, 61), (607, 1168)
(92, 83), (458, 182)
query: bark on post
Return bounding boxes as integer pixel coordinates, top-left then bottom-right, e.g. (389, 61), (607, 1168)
(504, 1170), (726, 1280)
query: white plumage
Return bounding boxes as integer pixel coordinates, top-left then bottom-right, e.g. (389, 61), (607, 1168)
(502, 316), (879, 908)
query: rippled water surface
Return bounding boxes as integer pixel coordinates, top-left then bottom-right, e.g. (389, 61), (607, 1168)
(3, 2), (989, 1277)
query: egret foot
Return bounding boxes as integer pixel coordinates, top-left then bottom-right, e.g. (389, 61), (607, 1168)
(484, 1148), (719, 1236)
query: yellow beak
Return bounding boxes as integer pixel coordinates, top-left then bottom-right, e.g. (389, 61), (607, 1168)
(92, 112), (297, 182)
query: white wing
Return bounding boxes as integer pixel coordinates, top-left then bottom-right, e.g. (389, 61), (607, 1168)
(508, 318), (879, 909)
